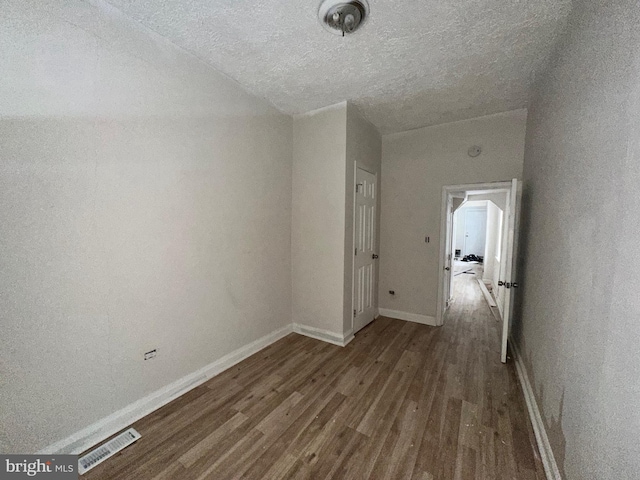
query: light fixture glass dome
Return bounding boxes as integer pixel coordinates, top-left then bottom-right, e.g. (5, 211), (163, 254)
(318, 0), (369, 36)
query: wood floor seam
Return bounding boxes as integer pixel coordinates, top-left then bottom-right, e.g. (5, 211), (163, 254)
(82, 271), (545, 480)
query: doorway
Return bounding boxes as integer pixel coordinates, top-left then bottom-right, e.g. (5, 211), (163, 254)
(436, 180), (521, 363)
(452, 202), (488, 306)
(460, 206), (487, 258)
(353, 166), (377, 334)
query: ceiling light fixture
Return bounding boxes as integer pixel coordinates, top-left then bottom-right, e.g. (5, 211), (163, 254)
(318, 0), (369, 36)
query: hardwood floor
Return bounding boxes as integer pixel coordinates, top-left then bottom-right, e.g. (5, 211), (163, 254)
(83, 273), (544, 479)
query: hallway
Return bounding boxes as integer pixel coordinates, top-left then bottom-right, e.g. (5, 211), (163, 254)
(436, 259), (543, 478)
(83, 268), (544, 480)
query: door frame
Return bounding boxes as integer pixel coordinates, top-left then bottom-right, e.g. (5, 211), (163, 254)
(436, 181), (512, 327)
(351, 162), (378, 333)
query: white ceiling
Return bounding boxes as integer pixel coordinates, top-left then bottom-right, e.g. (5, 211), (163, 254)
(106, 0), (572, 134)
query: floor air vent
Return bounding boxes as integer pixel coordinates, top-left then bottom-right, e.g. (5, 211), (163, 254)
(78, 428), (141, 475)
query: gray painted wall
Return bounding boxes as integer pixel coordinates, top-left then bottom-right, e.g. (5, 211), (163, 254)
(292, 102), (382, 339)
(0, 0), (292, 453)
(291, 103), (348, 335)
(379, 110), (526, 318)
(514, 0), (640, 478)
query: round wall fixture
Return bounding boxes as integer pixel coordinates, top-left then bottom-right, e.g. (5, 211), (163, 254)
(468, 145), (482, 157)
(318, 0), (369, 36)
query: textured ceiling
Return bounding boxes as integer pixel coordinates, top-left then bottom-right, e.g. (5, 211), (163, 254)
(105, 0), (572, 133)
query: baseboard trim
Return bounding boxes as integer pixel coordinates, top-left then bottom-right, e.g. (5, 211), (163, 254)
(477, 279), (497, 307)
(511, 341), (562, 480)
(38, 324), (293, 455)
(378, 308), (438, 326)
(292, 323), (353, 347)
(342, 329), (355, 347)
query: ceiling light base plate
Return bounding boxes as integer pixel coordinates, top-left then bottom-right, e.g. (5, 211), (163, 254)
(318, 0), (369, 36)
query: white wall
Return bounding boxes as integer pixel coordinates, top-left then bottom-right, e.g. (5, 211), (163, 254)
(453, 209), (465, 257)
(343, 105), (382, 334)
(379, 110), (526, 317)
(453, 203), (487, 257)
(0, 0), (292, 454)
(514, 0), (640, 477)
(482, 201), (503, 290)
(467, 192), (506, 211)
(291, 103), (347, 335)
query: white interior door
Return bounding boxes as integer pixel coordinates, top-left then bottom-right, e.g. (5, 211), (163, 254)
(443, 195), (454, 308)
(353, 167), (377, 333)
(464, 208), (487, 256)
(499, 178), (522, 363)
(448, 194), (466, 306)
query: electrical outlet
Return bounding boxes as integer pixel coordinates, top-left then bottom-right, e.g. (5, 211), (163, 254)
(144, 349), (157, 360)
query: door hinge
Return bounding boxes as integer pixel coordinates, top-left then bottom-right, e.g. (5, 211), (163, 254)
(355, 248), (357, 256)
(353, 309), (357, 318)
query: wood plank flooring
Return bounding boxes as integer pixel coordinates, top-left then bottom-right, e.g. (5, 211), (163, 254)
(83, 273), (544, 479)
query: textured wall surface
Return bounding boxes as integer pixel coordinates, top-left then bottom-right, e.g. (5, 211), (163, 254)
(291, 103), (347, 335)
(102, 0), (571, 133)
(379, 110), (526, 318)
(514, 0), (640, 478)
(0, 0), (292, 453)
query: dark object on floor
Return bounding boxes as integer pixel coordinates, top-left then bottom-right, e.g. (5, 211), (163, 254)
(461, 254), (483, 263)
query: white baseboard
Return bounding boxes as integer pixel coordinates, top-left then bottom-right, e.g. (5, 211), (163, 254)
(477, 279), (497, 307)
(511, 340), (562, 480)
(378, 308), (438, 326)
(292, 323), (354, 347)
(342, 330), (355, 346)
(38, 324), (293, 456)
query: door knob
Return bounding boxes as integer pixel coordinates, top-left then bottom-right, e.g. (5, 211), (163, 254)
(444, 267), (450, 271)
(372, 254), (379, 259)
